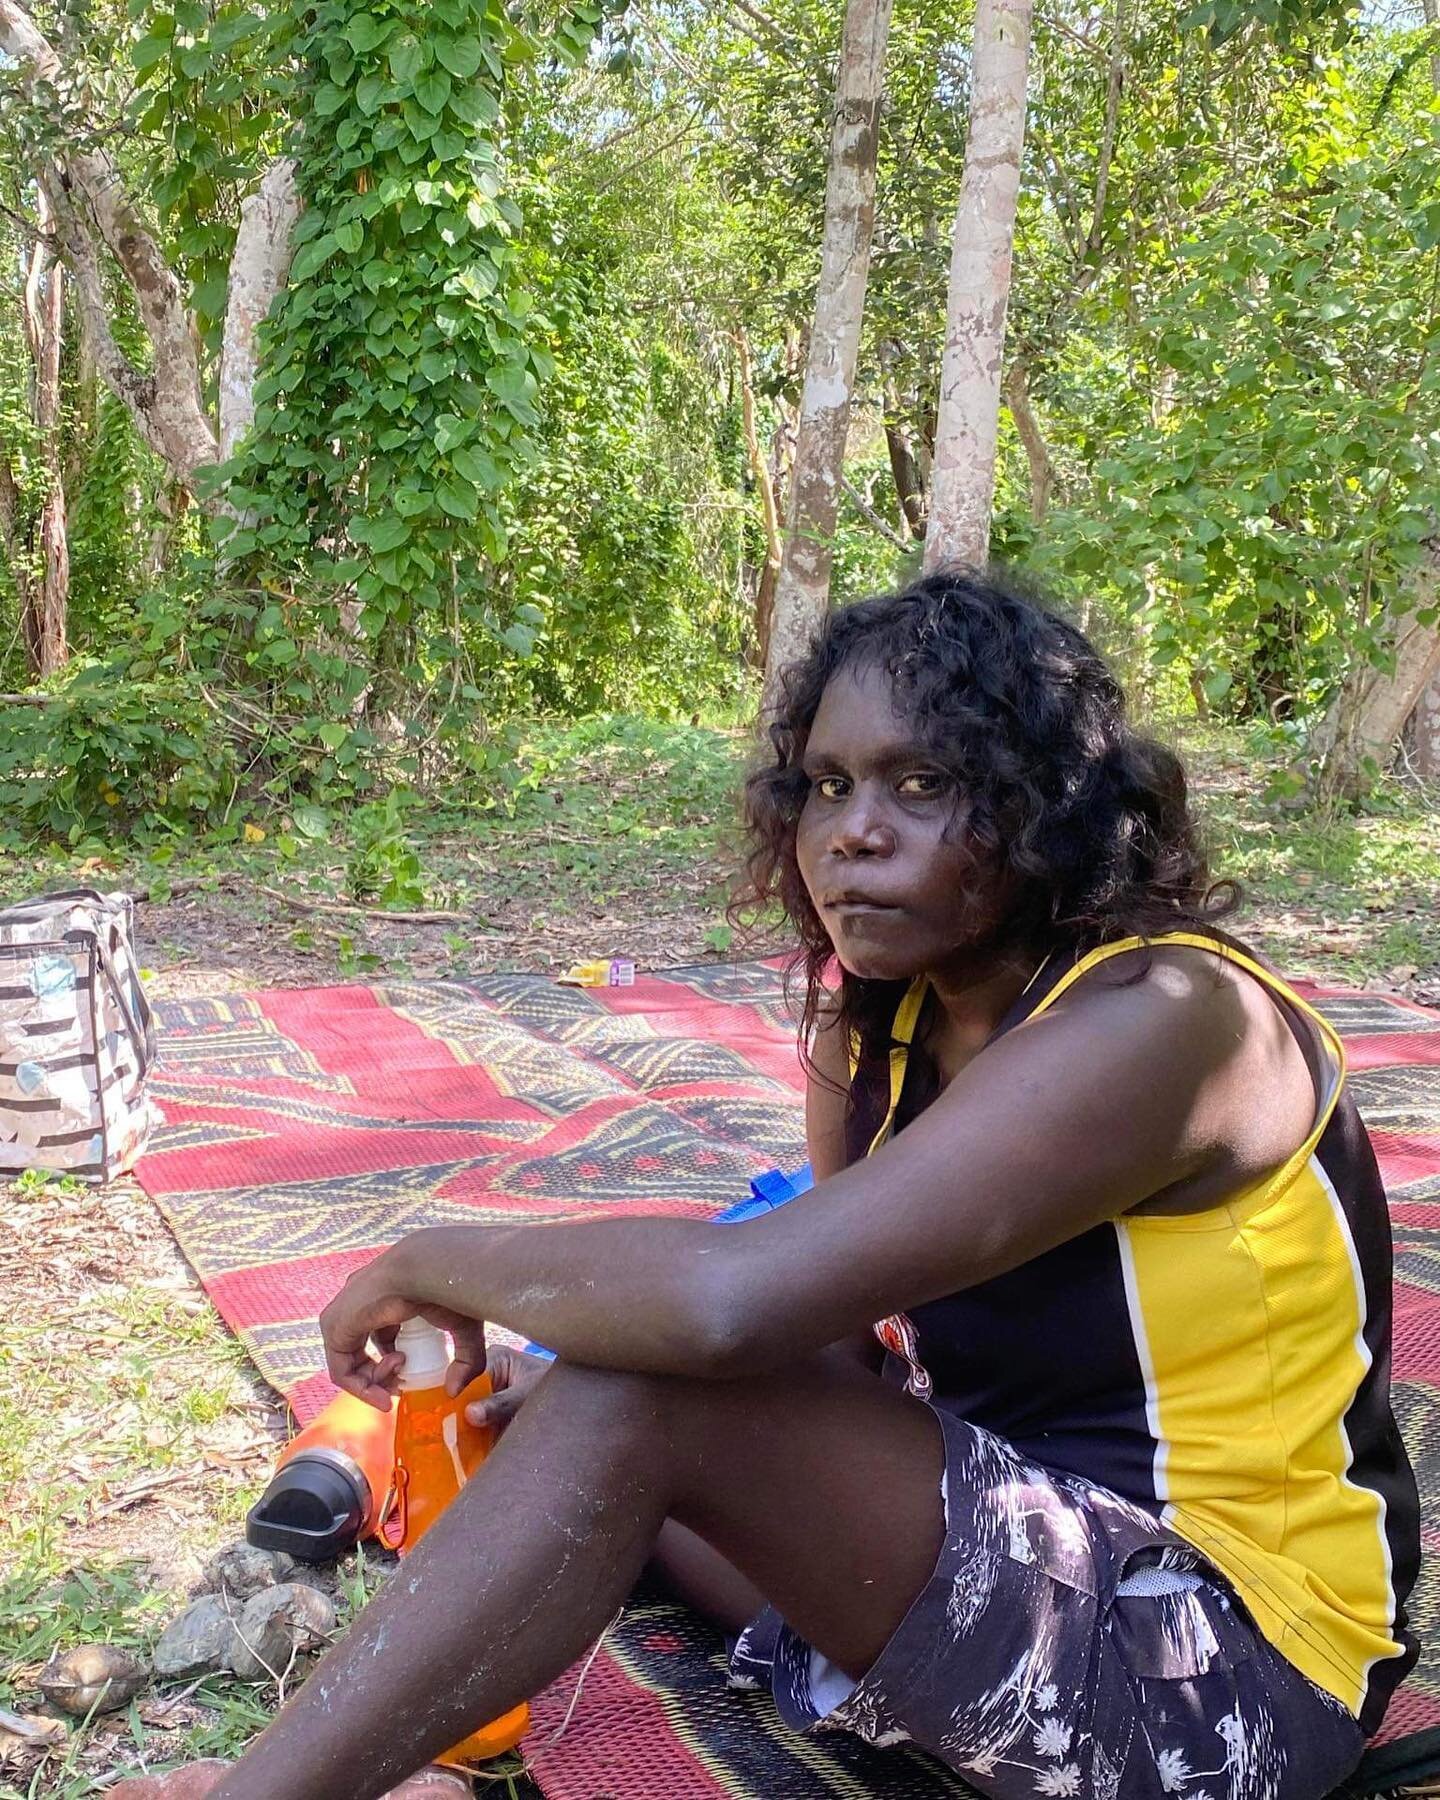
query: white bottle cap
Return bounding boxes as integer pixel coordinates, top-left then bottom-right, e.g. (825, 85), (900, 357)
(394, 1316), (451, 1391)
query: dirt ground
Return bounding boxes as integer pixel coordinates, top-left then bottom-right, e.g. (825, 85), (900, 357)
(6, 1171), (284, 1572)
(134, 879), (780, 1001)
(134, 876), (1440, 1006)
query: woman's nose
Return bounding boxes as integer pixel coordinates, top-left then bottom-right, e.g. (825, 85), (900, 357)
(830, 792), (895, 858)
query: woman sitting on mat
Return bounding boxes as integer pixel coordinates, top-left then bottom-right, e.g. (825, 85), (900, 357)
(117, 570), (1418, 1800)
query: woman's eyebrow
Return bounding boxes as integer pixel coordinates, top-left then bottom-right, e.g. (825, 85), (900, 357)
(804, 742), (931, 774)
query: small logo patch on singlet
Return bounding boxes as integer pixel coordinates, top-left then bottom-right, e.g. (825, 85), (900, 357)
(874, 1311), (933, 1400)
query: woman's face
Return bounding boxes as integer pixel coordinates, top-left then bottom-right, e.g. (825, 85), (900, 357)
(795, 660), (1013, 981)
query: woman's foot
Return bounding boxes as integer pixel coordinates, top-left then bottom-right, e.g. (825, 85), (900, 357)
(108, 1763), (472, 1798)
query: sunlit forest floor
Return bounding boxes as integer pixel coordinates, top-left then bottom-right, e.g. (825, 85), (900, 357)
(2, 717), (1437, 1795)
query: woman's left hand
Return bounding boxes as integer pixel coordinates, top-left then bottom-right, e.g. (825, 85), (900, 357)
(318, 1238), (486, 1410)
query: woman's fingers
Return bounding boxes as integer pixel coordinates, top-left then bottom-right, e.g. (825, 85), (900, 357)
(322, 1336), (401, 1410)
(431, 1308), (485, 1396)
(465, 1345), (549, 1428)
(466, 1383), (526, 1429)
(319, 1278), (416, 1410)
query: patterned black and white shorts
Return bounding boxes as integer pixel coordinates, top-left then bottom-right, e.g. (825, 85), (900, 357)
(730, 1407), (1366, 1799)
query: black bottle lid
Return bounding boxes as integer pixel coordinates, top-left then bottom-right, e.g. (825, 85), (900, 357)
(246, 1453), (369, 1563)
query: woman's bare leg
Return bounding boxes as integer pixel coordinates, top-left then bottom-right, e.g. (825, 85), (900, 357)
(208, 1355), (944, 1800)
(649, 1520), (765, 1634)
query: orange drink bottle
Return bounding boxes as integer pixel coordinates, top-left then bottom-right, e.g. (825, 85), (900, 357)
(389, 1317), (530, 1764)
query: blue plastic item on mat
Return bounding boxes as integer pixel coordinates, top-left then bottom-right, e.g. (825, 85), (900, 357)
(712, 1161), (815, 1223)
(522, 1163), (815, 1361)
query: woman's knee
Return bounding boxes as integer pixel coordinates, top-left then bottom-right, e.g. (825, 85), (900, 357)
(527, 1358), (677, 1434)
(526, 1357), (758, 1459)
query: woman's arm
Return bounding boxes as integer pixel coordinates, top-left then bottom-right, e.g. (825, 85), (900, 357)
(322, 952), (1290, 1398)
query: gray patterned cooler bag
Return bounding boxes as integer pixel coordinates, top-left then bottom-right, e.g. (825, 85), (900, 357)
(0, 888), (159, 1180)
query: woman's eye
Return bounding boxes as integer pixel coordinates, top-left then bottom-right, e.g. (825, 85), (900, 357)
(897, 771), (946, 797)
(814, 775), (851, 800)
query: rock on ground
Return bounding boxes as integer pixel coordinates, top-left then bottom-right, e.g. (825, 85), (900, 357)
(225, 1583), (337, 1683)
(197, 1544), (295, 1602)
(153, 1596), (237, 1678)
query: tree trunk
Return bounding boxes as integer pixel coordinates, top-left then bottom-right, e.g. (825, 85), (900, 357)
(20, 186), (68, 676)
(923, 0), (1034, 574)
(883, 414), (925, 537)
(66, 308), (98, 490)
(1001, 356), (1054, 526)
(1411, 665), (1440, 780)
(1313, 22), (1440, 793)
(145, 484), (192, 582)
(879, 363), (925, 538)
(220, 159), (301, 461)
(1392, 0), (1440, 783)
(1410, 664), (1440, 776)
(878, 337), (926, 535)
(734, 327), (783, 669)
(763, 0), (894, 699)
(1314, 539), (1440, 804)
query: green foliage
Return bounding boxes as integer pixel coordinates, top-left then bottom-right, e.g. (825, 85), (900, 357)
(0, 664), (239, 840)
(1004, 21), (1440, 725)
(345, 787), (428, 904)
(483, 197), (751, 713)
(3, 0), (1438, 855)
(211, 0), (579, 722)
(0, 1565), (168, 1705)
(127, 0), (291, 357)
(67, 394), (173, 646)
(1182, 0), (1356, 44)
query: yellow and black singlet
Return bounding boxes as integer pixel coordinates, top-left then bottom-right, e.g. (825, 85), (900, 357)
(848, 931), (1420, 1736)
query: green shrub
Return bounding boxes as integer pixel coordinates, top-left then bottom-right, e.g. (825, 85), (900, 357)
(0, 664), (238, 841)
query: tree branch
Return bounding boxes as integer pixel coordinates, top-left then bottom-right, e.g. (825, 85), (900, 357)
(729, 0), (798, 52)
(842, 474), (913, 552)
(0, 0), (219, 489)
(39, 166), (170, 464)
(1084, 0), (1129, 268)
(1002, 357), (1056, 525)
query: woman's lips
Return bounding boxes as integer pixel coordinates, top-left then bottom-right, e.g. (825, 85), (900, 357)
(825, 898), (901, 917)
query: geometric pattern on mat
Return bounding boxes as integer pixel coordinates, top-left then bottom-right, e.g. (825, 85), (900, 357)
(132, 966), (1440, 1798)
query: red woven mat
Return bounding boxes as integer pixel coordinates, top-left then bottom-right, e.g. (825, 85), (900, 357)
(133, 967), (1440, 1797)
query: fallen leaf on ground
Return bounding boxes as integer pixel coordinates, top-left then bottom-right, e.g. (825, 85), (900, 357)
(0, 1708), (65, 1748)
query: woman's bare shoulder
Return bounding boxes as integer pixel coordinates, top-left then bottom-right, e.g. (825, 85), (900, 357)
(1041, 937), (1318, 1189)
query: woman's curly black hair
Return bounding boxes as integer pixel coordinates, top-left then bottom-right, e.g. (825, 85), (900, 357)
(735, 567), (1238, 1063)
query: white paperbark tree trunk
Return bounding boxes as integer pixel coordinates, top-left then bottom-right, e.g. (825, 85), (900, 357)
(763, 0), (894, 698)
(1312, 22), (1440, 797)
(923, 0), (1034, 574)
(1314, 540), (1440, 803)
(220, 159), (301, 460)
(1411, 663), (1440, 778)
